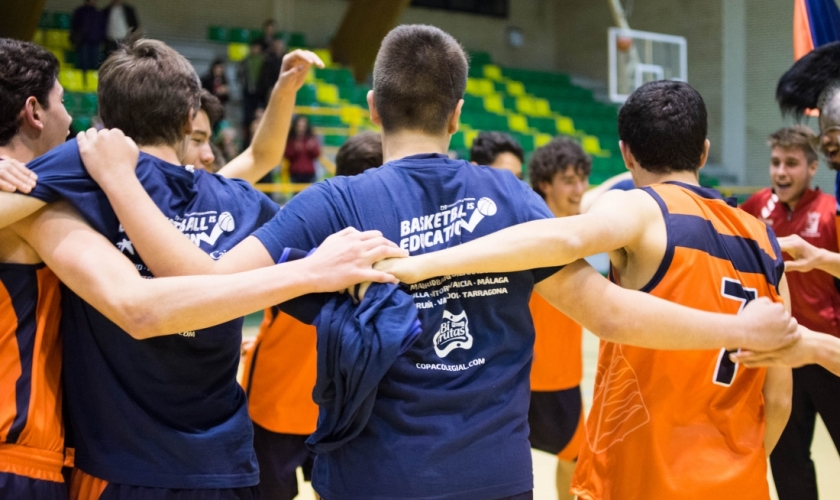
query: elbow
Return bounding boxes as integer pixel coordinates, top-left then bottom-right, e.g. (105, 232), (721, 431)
(113, 300), (165, 340)
(587, 312), (624, 344)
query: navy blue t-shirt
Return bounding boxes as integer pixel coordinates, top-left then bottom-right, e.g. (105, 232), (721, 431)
(26, 139), (278, 488)
(252, 153), (559, 500)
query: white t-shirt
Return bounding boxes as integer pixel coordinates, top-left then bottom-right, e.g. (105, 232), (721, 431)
(107, 5), (129, 40)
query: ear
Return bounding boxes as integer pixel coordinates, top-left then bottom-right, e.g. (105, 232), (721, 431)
(808, 159), (819, 175)
(538, 180), (552, 196)
(367, 91), (382, 127)
(697, 139), (711, 170)
(619, 140), (635, 172)
(447, 99), (463, 135)
(182, 111), (195, 136)
(21, 96), (46, 132)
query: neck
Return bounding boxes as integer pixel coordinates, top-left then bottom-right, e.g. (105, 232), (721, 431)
(632, 167), (699, 188)
(545, 199), (572, 218)
(139, 144), (181, 165)
(0, 136), (41, 163)
(381, 130), (450, 163)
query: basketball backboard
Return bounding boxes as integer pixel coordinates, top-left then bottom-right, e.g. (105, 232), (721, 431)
(608, 27), (687, 103)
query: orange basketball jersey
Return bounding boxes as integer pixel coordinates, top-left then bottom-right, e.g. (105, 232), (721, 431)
(241, 308), (318, 435)
(0, 264), (64, 483)
(529, 293), (583, 391)
(571, 182), (785, 500)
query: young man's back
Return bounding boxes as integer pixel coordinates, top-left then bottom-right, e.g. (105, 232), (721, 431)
(572, 181), (783, 499)
(253, 154), (557, 499)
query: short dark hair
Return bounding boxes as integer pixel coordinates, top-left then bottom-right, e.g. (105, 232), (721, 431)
(618, 80), (707, 173)
(99, 37), (201, 146)
(768, 125), (818, 164)
(0, 39), (59, 146)
(335, 132), (382, 177)
(529, 137), (592, 198)
(199, 89), (224, 128)
(469, 131), (524, 166)
(373, 25), (468, 134)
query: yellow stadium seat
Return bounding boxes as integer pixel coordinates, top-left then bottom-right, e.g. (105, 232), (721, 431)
(59, 69), (85, 93)
(532, 98), (551, 117)
(32, 29), (45, 46)
(313, 49), (333, 68)
(483, 94), (504, 114)
(340, 105), (365, 126)
(556, 116), (575, 135)
(508, 114), (529, 133)
(483, 65), (502, 80)
(535, 133), (553, 148)
(45, 30), (71, 50)
(582, 135), (610, 157)
(466, 78), (495, 96)
(515, 96), (535, 116)
(464, 129), (479, 149)
(48, 49), (66, 66)
(315, 83), (340, 104)
(84, 71), (98, 93)
(227, 43), (249, 62)
(506, 81), (525, 97)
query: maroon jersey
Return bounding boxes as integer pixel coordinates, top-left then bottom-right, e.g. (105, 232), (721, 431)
(742, 187), (840, 336)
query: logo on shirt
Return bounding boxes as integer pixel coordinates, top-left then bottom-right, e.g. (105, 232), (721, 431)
(802, 211), (821, 238)
(169, 211), (236, 248)
(399, 197), (498, 252)
(760, 193), (779, 221)
(434, 310), (473, 358)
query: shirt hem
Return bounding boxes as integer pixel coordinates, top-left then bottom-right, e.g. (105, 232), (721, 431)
(316, 477), (533, 500)
(76, 460), (259, 489)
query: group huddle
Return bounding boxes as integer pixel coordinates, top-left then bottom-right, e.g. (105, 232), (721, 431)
(2, 22), (840, 500)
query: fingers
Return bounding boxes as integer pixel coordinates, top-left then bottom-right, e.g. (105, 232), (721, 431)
(362, 270), (400, 285)
(783, 260), (808, 273)
(0, 157), (37, 193)
(0, 179), (18, 193)
(365, 244), (409, 262)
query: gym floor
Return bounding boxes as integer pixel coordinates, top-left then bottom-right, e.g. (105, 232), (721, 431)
(242, 328), (840, 500)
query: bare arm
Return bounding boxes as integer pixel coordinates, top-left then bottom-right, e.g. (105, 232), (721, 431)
(0, 191), (46, 229)
(533, 260), (798, 352)
(779, 234), (840, 278)
(760, 277), (793, 453)
(16, 201), (400, 339)
(379, 189), (659, 284)
(579, 171), (633, 213)
(218, 50), (324, 184)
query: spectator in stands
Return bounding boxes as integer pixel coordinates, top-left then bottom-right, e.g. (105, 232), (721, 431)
(71, 0), (105, 71)
(469, 131), (525, 178)
(201, 59), (230, 105)
(284, 115), (320, 183)
(259, 19), (279, 51)
(238, 40), (265, 145)
(258, 38), (286, 105)
(103, 0), (138, 56)
(335, 131), (382, 176)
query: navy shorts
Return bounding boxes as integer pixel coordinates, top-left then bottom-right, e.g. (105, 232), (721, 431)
(528, 386), (584, 460)
(0, 471), (67, 500)
(252, 422), (315, 500)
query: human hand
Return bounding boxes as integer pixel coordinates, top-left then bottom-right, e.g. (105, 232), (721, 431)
(734, 297), (799, 351)
(77, 128), (139, 189)
(779, 234), (823, 273)
(374, 256), (423, 284)
(731, 325), (817, 369)
(0, 156), (37, 193)
(277, 49), (325, 94)
(306, 227), (407, 293)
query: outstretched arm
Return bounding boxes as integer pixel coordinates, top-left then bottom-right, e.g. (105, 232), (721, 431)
(533, 260), (799, 352)
(218, 50), (324, 184)
(579, 171), (633, 213)
(733, 327), (840, 377)
(378, 189), (659, 283)
(15, 201), (400, 339)
(779, 234), (840, 278)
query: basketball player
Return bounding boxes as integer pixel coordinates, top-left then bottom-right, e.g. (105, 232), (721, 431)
(469, 131), (525, 178)
(0, 37), (403, 500)
(241, 131), (383, 500)
(82, 27), (796, 500)
(378, 80), (794, 499)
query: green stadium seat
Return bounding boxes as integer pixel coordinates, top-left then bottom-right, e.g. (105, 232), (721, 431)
(512, 133), (535, 153)
(72, 116), (92, 132)
(229, 28), (252, 44)
(450, 131), (466, 150)
(315, 68), (355, 87)
(63, 93), (83, 113)
(39, 11), (52, 29)
(469, 52), (492, 66)
(53, 13), (71, 30)
(297, 84), (318, 106)
(530, 117), (557, 135)
(462, 94), (485, 111)
(81, 93), (98, 114)
(63, 49), (76, 67)
(307, 114), (343, 127)
(289, 32), (307, 47)
(323, 135), (346, 147)
(503, 95), (517, 111)
(338, 85), (370, 106)
(207, 26), (229, 42)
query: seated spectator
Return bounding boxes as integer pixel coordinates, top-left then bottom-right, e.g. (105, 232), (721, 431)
(201, 59), (230, 105)
(284, 115), (320, 183)
(71, 0), (105, 71)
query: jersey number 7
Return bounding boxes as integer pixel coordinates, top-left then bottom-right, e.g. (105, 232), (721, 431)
(714, 278), (757, 387)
